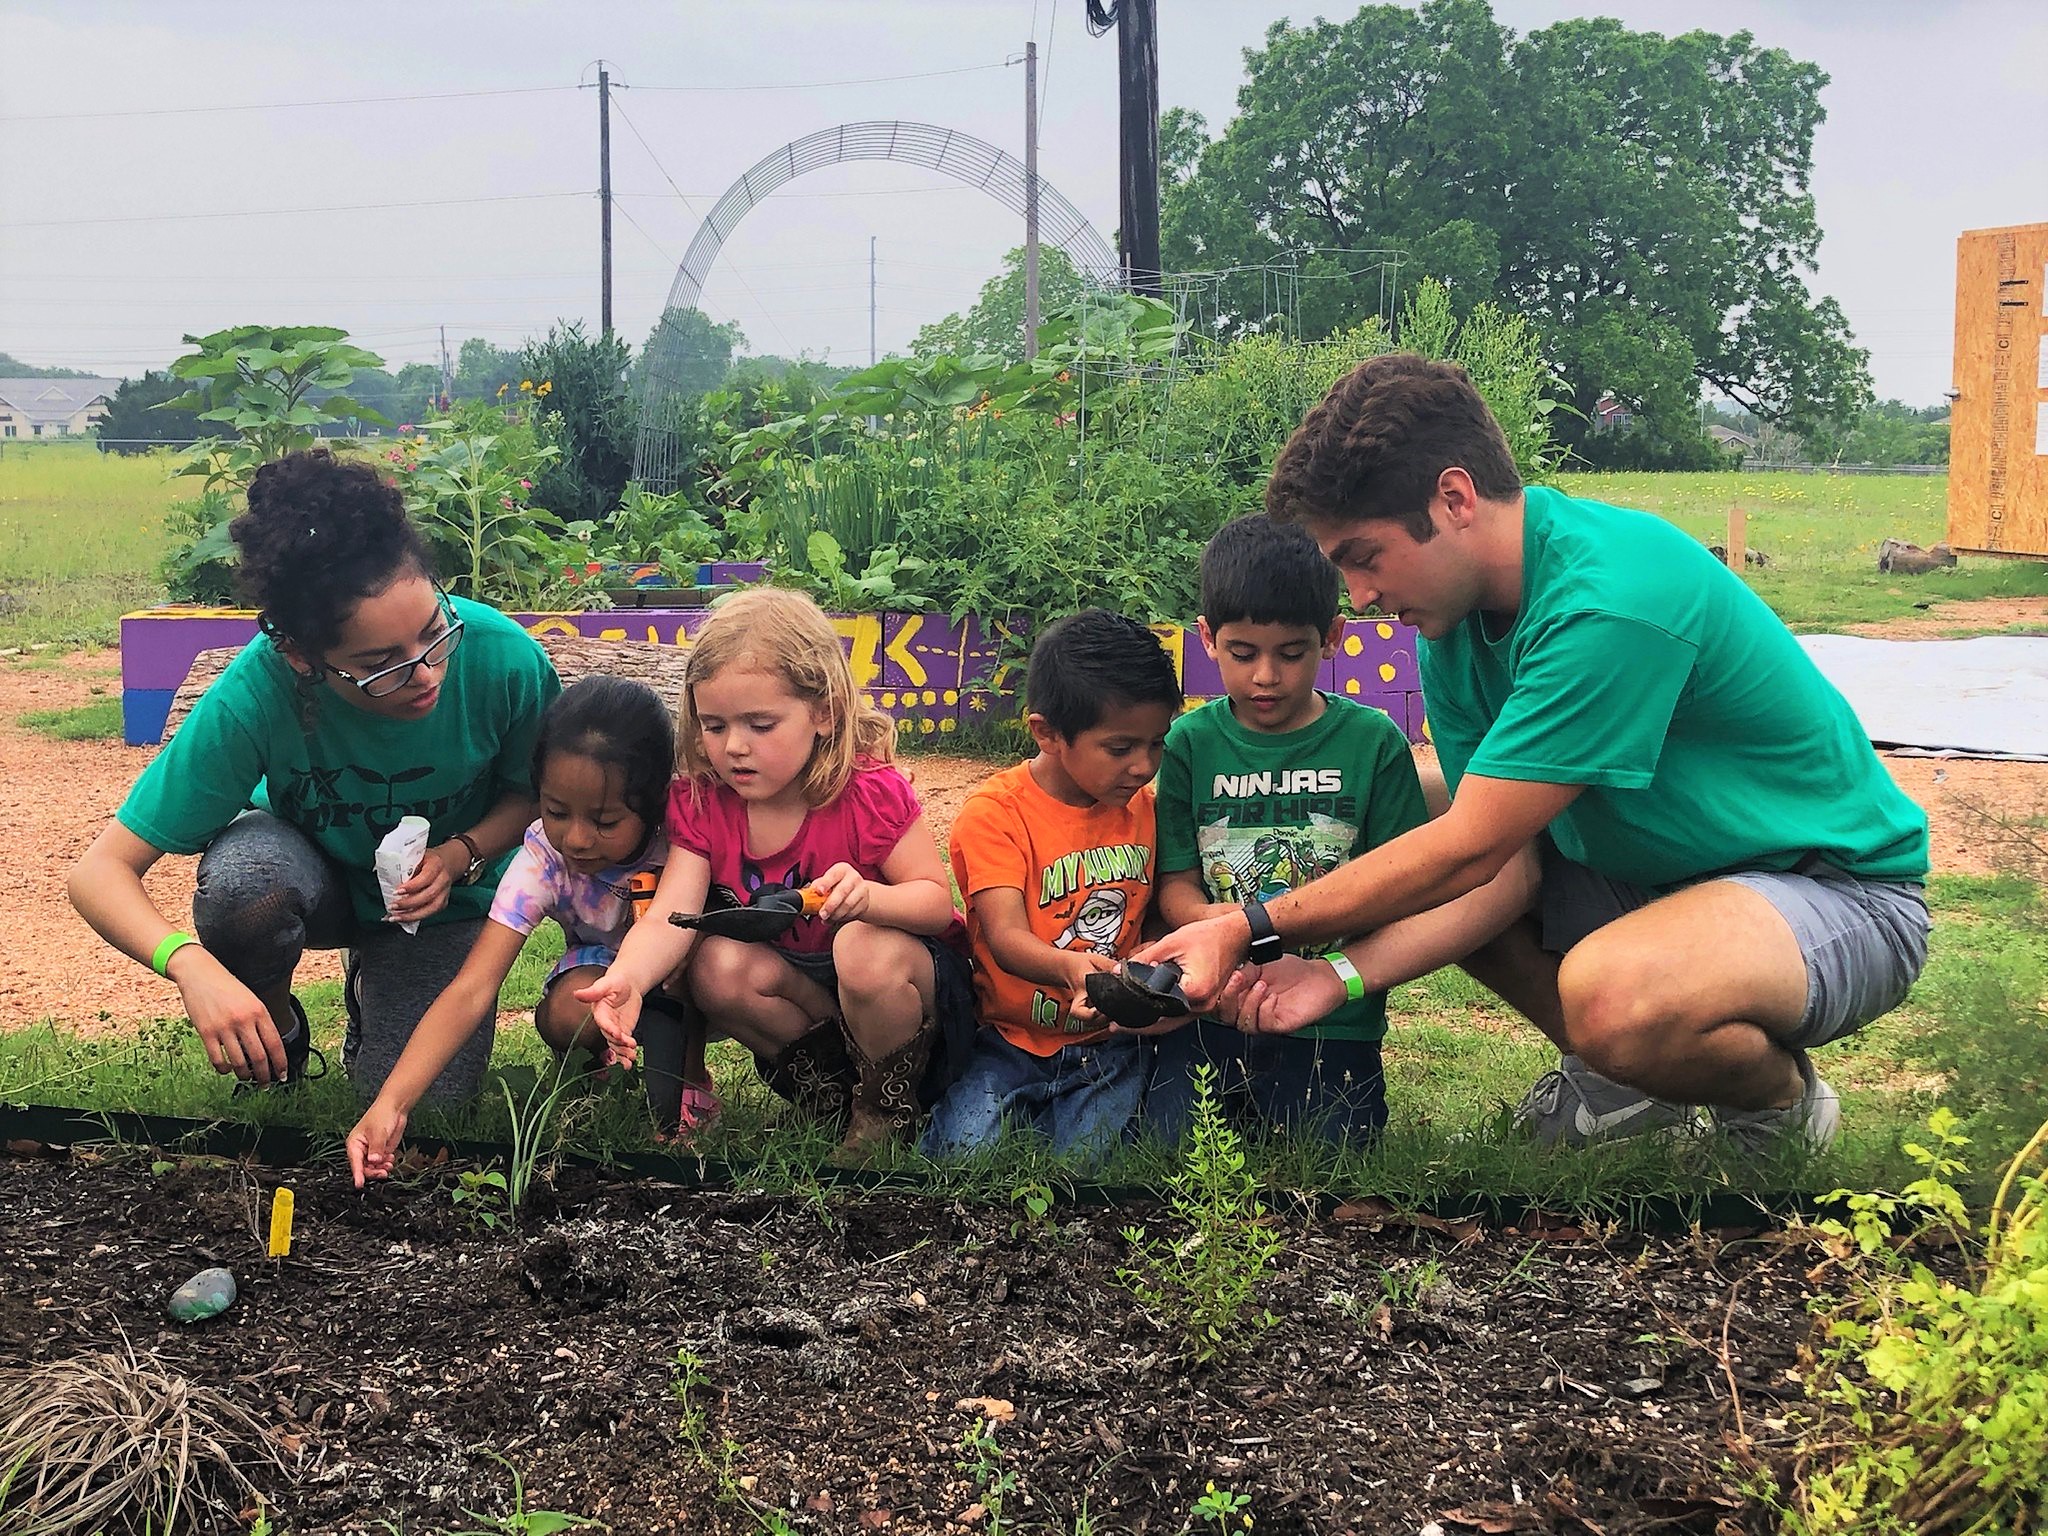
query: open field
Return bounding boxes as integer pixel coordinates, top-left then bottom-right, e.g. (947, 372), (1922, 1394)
(4, 448), (2046, 650)
(0, 441), (180, 649)
(1557, 470), (2048, 630)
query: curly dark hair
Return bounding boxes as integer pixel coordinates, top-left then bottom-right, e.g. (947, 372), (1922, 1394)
(532, 675), (676, 841)
(1265, 353), (1521, 542)
(231, 449), (434, 656)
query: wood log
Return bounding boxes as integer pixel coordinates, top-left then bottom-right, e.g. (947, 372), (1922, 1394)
(160, 632), (690, 744)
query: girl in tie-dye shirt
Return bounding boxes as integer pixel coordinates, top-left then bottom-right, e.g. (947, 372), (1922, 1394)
(347, 678), (710, 1185)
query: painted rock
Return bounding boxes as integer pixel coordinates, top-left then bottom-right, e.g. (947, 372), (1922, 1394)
(166, 1266), (236, 1323)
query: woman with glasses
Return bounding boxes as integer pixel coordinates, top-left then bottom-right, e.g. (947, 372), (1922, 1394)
(69, 448), (561, 1100)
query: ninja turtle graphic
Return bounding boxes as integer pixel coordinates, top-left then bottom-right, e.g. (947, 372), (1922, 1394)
(1197, 813), (1354, 904)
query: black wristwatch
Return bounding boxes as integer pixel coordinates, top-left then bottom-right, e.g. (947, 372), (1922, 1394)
(1241, 898), (1286, 964)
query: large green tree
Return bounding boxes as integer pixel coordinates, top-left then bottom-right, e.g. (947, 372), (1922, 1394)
(1160, 0), (1870, 443)
(95, 371), (206, 453)
(635, 307), (747, 399)
(912, 246), (1090, 362)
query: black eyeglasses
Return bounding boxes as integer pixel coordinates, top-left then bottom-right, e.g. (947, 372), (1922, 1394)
(326, 597), (465, 698)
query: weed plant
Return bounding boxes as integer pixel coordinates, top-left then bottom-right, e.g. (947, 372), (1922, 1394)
(1766, 1110), (2048, 1533)
(1118, 1066), (1287, 1363)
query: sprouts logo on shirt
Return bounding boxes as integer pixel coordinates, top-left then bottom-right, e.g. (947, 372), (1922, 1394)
(270, 762), (490, 837)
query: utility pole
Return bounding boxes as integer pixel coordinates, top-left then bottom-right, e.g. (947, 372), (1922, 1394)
(438, 324), (451, 410)
(869, 236), (878, 366)
(1108, 0), (1160, 294)
(1023, 38), (1041, 359)
(598, 64), (614, 339)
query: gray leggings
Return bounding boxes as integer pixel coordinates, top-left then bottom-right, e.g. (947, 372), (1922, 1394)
(192, 811), (494, 1104)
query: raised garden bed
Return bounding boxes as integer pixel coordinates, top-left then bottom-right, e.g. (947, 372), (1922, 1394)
(1, 1140), (1813, 1534)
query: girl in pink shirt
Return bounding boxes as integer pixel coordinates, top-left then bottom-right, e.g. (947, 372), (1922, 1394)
(580, 589), (973, 1160)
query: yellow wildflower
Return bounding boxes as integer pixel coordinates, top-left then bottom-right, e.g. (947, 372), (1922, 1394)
(519, 379), (534, 392)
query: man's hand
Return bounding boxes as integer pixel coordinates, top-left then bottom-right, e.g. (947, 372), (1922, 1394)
(1226, 954), (1347, 1036)
(1131, 909), (1251, 1012)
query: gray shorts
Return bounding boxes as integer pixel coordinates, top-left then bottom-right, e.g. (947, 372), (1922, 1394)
(1539, 843), (1930, 1050)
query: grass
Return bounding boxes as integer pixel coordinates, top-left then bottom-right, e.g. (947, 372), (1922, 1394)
(0, 885), (1994, 1211)
(0, 441), (179, 649)
(1555, 470), (2048, 631)
(16, 696), (122, 740)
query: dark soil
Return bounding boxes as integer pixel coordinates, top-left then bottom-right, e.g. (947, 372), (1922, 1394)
(0, 1148), (1821, 1534)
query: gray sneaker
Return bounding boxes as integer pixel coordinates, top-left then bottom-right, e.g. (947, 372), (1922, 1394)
(1711, 1050), (1840, 1153)
(1511, 1055), (1704, 1147)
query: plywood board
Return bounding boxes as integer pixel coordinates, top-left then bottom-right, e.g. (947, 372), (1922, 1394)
(1948, 222), (2048, 558)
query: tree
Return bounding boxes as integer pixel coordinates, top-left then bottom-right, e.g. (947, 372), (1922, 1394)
(0, 352), (97, 379)
(912, 246), (1090, 361)
(1159, 0), (1871, 445)
(96, 371), (207, 454)
(521, 321), (633, 524)
(635, 307), (746, 400)
(453, 338), (524, 402)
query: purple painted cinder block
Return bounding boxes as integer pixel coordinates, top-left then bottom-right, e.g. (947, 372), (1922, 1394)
(1329, 619), (1419, 697)
(120, 613), (261, 691)
(119, 604), (1431, 748)
(1178, 632), (1225, 698)
(879, 612), (971, 692)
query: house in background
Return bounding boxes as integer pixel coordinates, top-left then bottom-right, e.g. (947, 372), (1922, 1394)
(1590, 393), (1635, 433)
(0, 378), (122, 439)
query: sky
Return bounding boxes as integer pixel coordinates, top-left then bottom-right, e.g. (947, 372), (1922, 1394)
(1, 0), (2043, 407)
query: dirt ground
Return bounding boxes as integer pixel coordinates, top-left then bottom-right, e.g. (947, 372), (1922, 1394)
(5, 629), (2046, 1032)
(0, 1149), (1819, 1534)
(1840, 593), (2048, 638)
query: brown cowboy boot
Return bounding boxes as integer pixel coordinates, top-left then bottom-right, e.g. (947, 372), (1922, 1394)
(756, 1018), (853, 1132)
(834, 1017), (934, 1162)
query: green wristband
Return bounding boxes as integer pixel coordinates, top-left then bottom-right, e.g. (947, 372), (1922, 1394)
(1321, 950), (1367, 1003)
(151, 931), (198, 977)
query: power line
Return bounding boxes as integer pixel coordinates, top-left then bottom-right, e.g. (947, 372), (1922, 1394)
(626, 61), (1009, 93)
(0, 191), (590, 231)
(606, 93), (799, 357)
(0, 85), (579, 124)
(612, 201), (679, 270)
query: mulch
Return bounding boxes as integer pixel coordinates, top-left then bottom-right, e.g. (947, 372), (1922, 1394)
(0, 1147), (1822, 1534)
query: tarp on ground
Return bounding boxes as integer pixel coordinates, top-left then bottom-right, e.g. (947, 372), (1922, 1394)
(1799, 634), (2048, 761)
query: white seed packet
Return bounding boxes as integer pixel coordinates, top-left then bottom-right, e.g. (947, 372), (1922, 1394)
(373, 815), (432, 933)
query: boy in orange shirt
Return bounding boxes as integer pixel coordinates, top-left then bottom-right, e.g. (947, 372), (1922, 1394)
(923, 610), (1183, 1159)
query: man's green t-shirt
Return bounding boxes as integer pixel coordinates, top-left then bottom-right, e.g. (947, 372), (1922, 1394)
(1419, 485), (1929, 888)
(119, 597), (561, 927)
(1156, 694), (1428, 1041)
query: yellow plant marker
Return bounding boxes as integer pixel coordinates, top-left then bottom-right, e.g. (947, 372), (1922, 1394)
(268, 1187), (295, 1258)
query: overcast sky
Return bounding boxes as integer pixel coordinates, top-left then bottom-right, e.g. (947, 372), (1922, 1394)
(2, 0), (2043, 406)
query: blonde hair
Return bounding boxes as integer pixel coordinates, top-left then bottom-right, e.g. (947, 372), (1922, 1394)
(677, 587), (896, 808)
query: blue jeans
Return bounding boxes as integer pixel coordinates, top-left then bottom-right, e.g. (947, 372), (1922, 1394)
(921, 1031), (1150, 1161)
(1145, 1020), (1388, 1147)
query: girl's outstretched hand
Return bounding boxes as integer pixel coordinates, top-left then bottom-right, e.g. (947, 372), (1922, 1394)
(812, 862), (872, 924)
(573, 973), (642, 1064)
(347, 1099), (409, 1188)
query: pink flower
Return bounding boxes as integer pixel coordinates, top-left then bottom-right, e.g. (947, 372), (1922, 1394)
(519, 479), (532, 490)
(500, 496), (514, 509)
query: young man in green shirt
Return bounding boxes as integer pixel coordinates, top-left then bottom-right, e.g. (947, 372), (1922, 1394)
(1145, 516), (1429, 1143)
(1141, 354), (1930, 1151)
